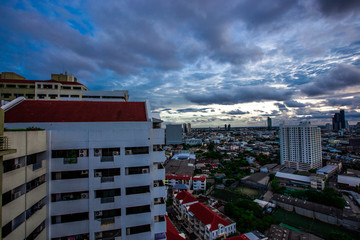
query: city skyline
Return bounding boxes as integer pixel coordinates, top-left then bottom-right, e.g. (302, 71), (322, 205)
(1, 0), (360, 127)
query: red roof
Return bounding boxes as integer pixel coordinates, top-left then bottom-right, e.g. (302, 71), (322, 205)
(175, 191), (198, 204)
(226, 235), (249, 240)
(187, 202), (230, 231)
(193, 176), (207, 181)
(0, 79), (85, 86)
(166, 174), (192, 180)
(4, 100), (147, 123)
(165, 215), (185, 240)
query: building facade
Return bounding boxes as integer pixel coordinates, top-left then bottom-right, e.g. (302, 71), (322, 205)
(165, 124), (183, 145)
(280, 122), (322, 171)
(2, 129), (47, 240)
(3, 99), (166, 240)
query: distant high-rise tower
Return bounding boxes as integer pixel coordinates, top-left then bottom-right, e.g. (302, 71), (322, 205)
(187, 123), (191, 133)
(228, 124), (231, 131)
(267, 117), (272, 130)
(333, 110), (346, 131)
(224, 124), (227, 130)
(280, 122), (322, 171)
(340, 109), (346, 129)
(183, 123), (188, 134)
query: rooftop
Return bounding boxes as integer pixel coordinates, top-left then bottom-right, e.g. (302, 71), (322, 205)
(3, 100), (147, 123)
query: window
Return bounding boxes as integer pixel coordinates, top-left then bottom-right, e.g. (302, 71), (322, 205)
(6, 84), (16, 88)
(27, 153), (42, 170)
(153, 180), (165, 187)
(2, 184), (26, 206)
(95, 229), (121, 240)
(125, 147), (149, 155)
(154, 215), (165, 222)
(1, 93), (12, 98)
(51, 233), (89, 240)
(51, 170), (88, 180)
(70, 95), (79, 98)
(26, 197), (46, 219)
(60, 95), (69, 98)
(94, 168), (120, 182)
(26, 94), (35, 99)
(3, 157), (25, 173)
(126, 205), (150, 215)
(125, 166), (150, 175)
(51, 191), (88, 202)
(51, 212), (88, 224)
(95, 188), (121, 203)
(94, 208), (121, 220)
(154, 197), (165, 205)
(14, 93), (24, 97)
(18, 85), (27, 88)
(26, 174), (46, 192)
(26, 221), (45, 240)
(126, 186), (150, 195)
(37, 94), (46, 99)
(73, 87), (81, 90)
(49, 94), (58, 99)
(126, 224), (151, 235)
(2, 212), (26, 238)
(61, 86), (71, 90)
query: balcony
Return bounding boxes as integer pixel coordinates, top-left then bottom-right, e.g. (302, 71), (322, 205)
(51, 178), (88, 193)
(94, 196), (121, 210)
(0, 136), (17, 156)
(93, 216), (121, 232)
(51, 199), (89, 215)
(26, 205), (46, 236)
(51, 220), (89, 238)
(26, 160), (46, 182)
(51, 157), (89, 171)
(26, 183), (46, 209)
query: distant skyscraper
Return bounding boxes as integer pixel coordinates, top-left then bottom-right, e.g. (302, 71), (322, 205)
(228, 124), (231, 131)
(183, 123), (187, 133)
(187, 123), (191, 133)
(333, 109), (346, 131)
(340, 109), (346, 129)
(267, 117), (272, 130)
(224, 124), (227, 130)
(280, 122), (322, 171)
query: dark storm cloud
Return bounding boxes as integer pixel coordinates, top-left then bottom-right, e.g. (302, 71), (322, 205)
(185, 86), (293, 105)
(301, 64), (360, 96)
(224, 109), (249, 115)
(284, 100), (306, 108)
(176, 108), (211, 113)
(316, 0), (360, 16)
(326, 97), (360, 107)
(274, 103), (288, 112)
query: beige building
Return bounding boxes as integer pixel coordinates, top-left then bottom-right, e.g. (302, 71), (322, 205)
(1, 121), (47, 240)
(1, 72), (130, 102)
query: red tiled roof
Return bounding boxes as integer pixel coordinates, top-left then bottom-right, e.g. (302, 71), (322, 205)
(165, 215), (185, 240)
(0, 79), (85, 86)
(226, 235), (249, 240)
(166, 174), (192, 180)
(4, 100), (147, 123)
(193, 176), (207, 181)
(187, 202), (230, 231)
(175, 191), (198, 204)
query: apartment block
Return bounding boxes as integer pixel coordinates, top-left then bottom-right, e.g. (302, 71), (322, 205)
(2, 129), (47, 240)
(173, 191), (236, 240)
(3, 99), (166, 240)
(279, 122), (322, 171)
(0, 72), (129, 102)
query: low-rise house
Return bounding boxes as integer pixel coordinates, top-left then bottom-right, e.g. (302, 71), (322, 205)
(316, 165), (338, 179)
(275, 172), (325, 190)
(173, 192), (236, 240)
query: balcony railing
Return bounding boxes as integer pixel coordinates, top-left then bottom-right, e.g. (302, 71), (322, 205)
(101, 156), (114, 162)
(101, 197), (115, 203)
(0, 136), (9, 150)
(64, 157), (78, 164)
(101, 176), (115, 183)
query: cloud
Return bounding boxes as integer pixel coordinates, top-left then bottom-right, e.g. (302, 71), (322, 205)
(224, 109), (249, 115)
(301, 64), (360, 96)
(315, 0), (360, 16)
(284, 100), (306, 108)
(326, 97), (360, 107)
(176, 107), (211, 113)
(185, 86), (294, 105)
(274, 103), (288, 112)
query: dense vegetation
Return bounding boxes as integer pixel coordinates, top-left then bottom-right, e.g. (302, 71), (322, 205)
(225, 198), (274, 233)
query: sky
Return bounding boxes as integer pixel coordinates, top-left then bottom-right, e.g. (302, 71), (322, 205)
(1, 0), (360, 127)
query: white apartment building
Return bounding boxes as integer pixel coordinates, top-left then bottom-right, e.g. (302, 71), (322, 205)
(280, 122), (322, 171)
(2, 130), (47, 240)
(192, 176), (207, 191)
(173, 191), (236, 240)
(3, 99), (166, 240)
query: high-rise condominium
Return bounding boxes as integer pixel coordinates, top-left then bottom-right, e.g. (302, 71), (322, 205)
(280, 122), (322, 171)
(3, 98), (166, 240)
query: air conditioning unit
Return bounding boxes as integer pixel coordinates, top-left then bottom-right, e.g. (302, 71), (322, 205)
(125, 149), (132, 155)
(113, 151), (120, 156)
(94, 149), (102, 157)
(79, 149), (87, 157)
(95, 172), (102, 177)
(142, 168), (149, 174)
(154, 183), (158, 187)
(95, 232), (103, 238)
(81, 193), (88, 199)
(81, 170), (88, 175)
(14, 191), (21, 199)
(95, 211), (103, 217)
(15, 164), (21, 169)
